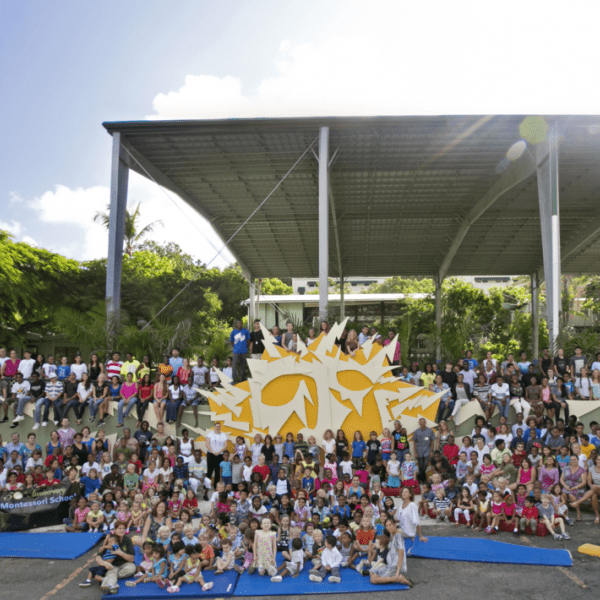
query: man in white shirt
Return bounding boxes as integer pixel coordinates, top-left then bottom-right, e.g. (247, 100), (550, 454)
(42, 355), (58, 379)
(192, 357), (209, 389)
(205, 422), (228, 485)
(10, 373), (31, 428)
(17, 350), (35, 380)
(460, 362), (476, 388)
(489, 376), (511, 420)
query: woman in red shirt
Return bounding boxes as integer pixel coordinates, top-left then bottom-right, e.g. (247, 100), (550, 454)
(136, 374), (154, 426)
(176, 358), (192, 386)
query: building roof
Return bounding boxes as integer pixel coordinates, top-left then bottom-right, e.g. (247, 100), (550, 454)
(242, 293), (431, 305)
(103, 115), (600, 279)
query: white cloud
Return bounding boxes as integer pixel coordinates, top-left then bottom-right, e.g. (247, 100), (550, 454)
(21, 236), (37, 246)
(148, 3), (600, 118)
(0, 219), (24, 237)
(26, 174), (233, 265)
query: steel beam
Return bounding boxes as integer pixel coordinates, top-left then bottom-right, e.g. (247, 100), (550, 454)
(438, 154), (536, 281)
(536, 125), (561, 350)
(318, 127), (329, 323)
(531, 272), (539, 360)
(106, 132), (129, 327)
(435, 274), (442, 363)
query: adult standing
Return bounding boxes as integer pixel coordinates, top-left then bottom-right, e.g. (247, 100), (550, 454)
(105, 352), (123, 381)
(322, 429), (336, 464)
(413, 418), (435, 483)
(134, 420), (152, 463)
(395, 487), (428, 543)
(70, 353), (88, 382)
(230, 320), (250, 383)
(120, 352), (140, 383)
(250, 319), (265, 360)
(88, 353), (104, 384)
(282, 321), (295, 350)
(206, 422), (228, 486)
(169, 348), (184, 381)
(177, 428), (196, 463)
(117, 372), (138, 427)
(18, 350), (35, 381)
(553, 348), (569, 377)
(136, 374), (153, 426)
(383, 330), (401, 376)
(570, 346), (587, 380)
(99, 520), (136, 595)
(369, 518), (412, 587)
(192, 357), (209, 390)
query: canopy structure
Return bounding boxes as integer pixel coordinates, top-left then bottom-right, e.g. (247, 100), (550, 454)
(102, 115), (600, 355)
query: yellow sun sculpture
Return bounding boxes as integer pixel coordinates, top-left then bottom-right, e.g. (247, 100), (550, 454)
(204, 319), (444, 445)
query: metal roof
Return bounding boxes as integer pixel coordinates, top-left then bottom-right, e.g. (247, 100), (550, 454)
(242, 293), (431, 305)
(103, 116), (600, 279)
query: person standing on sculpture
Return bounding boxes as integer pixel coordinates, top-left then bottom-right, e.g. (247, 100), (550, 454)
(229, 320), (250, 383)
(413, 418), (435, 483)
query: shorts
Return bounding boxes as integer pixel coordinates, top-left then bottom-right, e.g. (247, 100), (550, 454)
(352, 457), (363, 469)
(381, 453), (390, 461)
(89, 566), (108, 578)
(285, 560), (300, 575)
(221, 476), (232, 486)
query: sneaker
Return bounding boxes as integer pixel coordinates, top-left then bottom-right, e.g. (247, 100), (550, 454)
(53, 420), (59, 426)
(109, 588), (119, 595)
(15, 415), (25, 422)
(361, 569), (370, 576)
(9, 423), (18, 429)
(97, 420), (105, 426)
(157, 578), (166, 588)
(309, 575), (323, 582)
(562, 532), (571, 540)
(32, 423), (40, 430)
(202, 582), (214, 591)
(234, 565), (244, 574)
(125, 581), (136, 587)
(330, 576), (341, 583)
(553, 533), (562, 541)
(167, 586), (180, 593)
(444, 516), (450, 522)
(1, 416), (8, 422)
(271, 576), (282, 582)
(247, 565), (256, 574)
(485, 526), (492, 533)
(79, 581), (92, 587)
(41, 421), (48, 427)
(89, 416), (95, 423)
(267, 565), (277, 576)
(565, 517), (573, 526)
(341, 562), (348, 568)
(356, 560), (366, 572)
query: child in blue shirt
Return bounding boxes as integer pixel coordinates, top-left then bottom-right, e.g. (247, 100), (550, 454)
(57, 358), (71, 381)
(80, 469), (102, 497)
(283, 433), (295, 463)
(301, 467), (315, 500)
(455, 452), (469, 484)
(351, 432), (367, 469)
(220, 450), (232, 486)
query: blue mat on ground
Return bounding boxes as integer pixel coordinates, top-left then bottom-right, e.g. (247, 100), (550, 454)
(406, 536), (572, 567)
(101, 547), (238, 599)
(0, 532), (104, 559)
(232, 552), (409, 596)
(101, 571), (239, 599)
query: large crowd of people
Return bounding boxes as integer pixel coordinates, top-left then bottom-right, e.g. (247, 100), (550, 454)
(1, 322), (600, 594)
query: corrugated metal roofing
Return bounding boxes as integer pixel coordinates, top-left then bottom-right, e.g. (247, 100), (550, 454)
(103, 115), (600, 279)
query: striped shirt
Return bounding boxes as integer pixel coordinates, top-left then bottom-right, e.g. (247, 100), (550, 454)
(433, 497), (452, 510)
(472, 383), (490, 401)
(106, 361), (123, 380)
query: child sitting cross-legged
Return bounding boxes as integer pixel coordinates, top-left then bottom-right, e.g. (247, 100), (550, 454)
(126, 543), (167, 588)
(167, 544), (214, 593)
(309, 535), (342, 583)
(356, 534), (389, 576)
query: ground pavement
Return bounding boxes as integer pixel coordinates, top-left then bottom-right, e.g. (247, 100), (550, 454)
(3, 505), (600, 600)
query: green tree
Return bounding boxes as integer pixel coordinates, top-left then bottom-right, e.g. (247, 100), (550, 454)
(258, 278), (293, 295)
(365, 276), (435, 294)
(94, 202), (163, 257)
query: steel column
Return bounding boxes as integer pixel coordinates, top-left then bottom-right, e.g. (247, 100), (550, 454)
(435, 275), (442, 363)
(339, 273), (345, 319)
(106, 132), (129, 327)
(318, 127), (330, 323)
(531, 273), (539, 360)
(536, 124), (561, 351)
(248, 280), (256, 325)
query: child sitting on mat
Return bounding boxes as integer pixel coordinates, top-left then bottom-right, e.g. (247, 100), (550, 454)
(79, 534), (119, 587)
(271, 537), (304, 582)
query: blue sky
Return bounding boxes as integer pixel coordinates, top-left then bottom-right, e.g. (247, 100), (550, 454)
(1, 0), (598, 264)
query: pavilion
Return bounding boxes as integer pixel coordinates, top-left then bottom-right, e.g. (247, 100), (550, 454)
(102, 115), (600, 358)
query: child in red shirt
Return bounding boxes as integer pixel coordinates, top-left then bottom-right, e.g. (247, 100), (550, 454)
(443, 435), (460, 466)
(519, 496), (538, 534)
(512, 442), (526, 469)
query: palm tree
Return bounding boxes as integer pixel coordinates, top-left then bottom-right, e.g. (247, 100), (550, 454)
(94, 202), (163, 256)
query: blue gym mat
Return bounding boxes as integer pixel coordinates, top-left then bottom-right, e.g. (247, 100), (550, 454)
(406, 536), (573, 567)
(232, 552), (410, 596)
(0, 532), (104, 559)
(101, 571), (239, 599)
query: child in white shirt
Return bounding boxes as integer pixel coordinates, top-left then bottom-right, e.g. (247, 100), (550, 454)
(271, 538), (304, 582)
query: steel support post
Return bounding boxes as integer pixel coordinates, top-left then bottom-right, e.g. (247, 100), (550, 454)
(318, 127), (329, 323)
(106, 132), (129, 330)
(536, 124), (561, 351)
(435, 275), (443, 363)
(531, 273), (540, 360)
